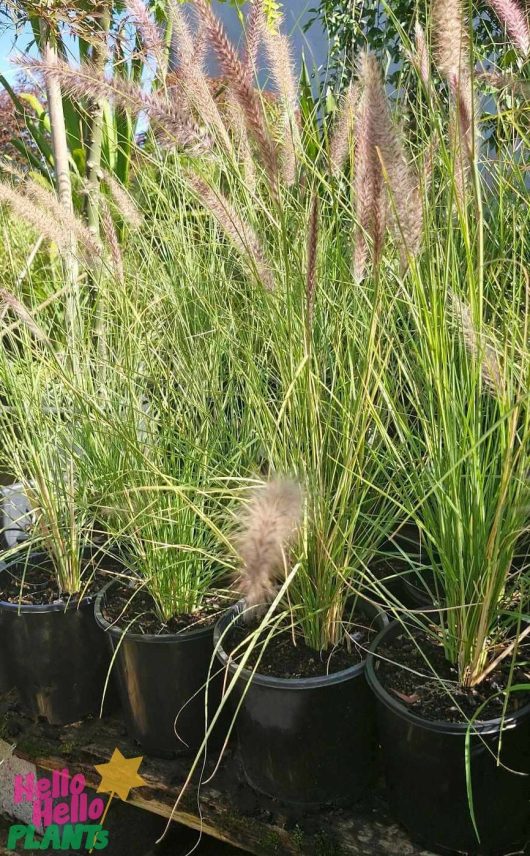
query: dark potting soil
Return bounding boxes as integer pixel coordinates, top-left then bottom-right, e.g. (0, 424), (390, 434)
(102, 577), (230, 635)
(227, 611), (377, 679)
(0, 554), (112, 605)
(375, 627), (530, 723)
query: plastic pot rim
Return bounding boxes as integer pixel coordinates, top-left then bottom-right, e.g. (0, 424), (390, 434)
(94, 579), (217, 644)
(0, 553), (96, 614)
(214, 600), (386, 690)
(366, 620), (530, 735)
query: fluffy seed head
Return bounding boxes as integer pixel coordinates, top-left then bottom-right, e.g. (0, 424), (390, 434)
(0, 181), (87, 255)
(414, 21), (430, 86)
(102, 172), (143, 229)
(329, 82), (357, 177)
(0, 288), (50, 344)
(451, 294), (505, 396)
(16, 55), (209, 152)
(100, 200), (124, 283)
(126, 0), (166, 69)
(186, 173), (275, 291)
(431, 0), (470, 81)
(193, 0), (278, 187)
(235, 478), (303, 614)
(353, 53), (387, 280)
(487, 0), (529, 56)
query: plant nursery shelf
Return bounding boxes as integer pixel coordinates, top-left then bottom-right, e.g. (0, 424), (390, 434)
(2, 693), (436, 856)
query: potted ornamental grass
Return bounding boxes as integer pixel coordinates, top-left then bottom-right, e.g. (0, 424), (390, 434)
(80, 2), (423, 809)
(94, 470), (232, 757)
(90, 336), (243, 757)
(368, 282), (530, 853)
(205, 38), (405, 801)
(0, 326), (116, 724)
(212, 242), (398, 805)
(92, 414), (239, 757)
(364, 4), (530, 851)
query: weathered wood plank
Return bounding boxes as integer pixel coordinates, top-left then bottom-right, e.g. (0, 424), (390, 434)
(0, 692), (435, 856)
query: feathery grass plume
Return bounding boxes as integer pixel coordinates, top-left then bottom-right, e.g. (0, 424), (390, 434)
(477, 69), (530, 96)
(0, 288), (50, 344)
(100, 199), (124, 284)
(448, 70), (476, 204)
(186, 172), (275, 291)
(259, 6), (300, 185)
(413, 21), (430, 87)
(353, 54), (386, 281)
(223, 91), (257, 192)
(126, 0), (166, 70)
(17, 55), (208, 152)
(355, 53), (423, 277)
(431, 0), (475, 203)
(431, 0), (470, 81)
(451, 293), (505, 396)
(329, 82), (357, 177)
(356, 53), (423, 270)
(193, 0), (278, 188)
(168, 0), (232, 150)
(305, 193), (319, 328)
(23, 178), (101, 257)
(487, 0), (529, 56)
(243, 0), (262, 77)
(422, 135), (439, 186)
(0, 181), (71, 250)
(235, 478), (303, 615)
(194, 17), (208, 66)
(102, 172), (143, 229)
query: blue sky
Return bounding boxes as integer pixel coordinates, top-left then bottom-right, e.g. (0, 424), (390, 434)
(0, 21), (35, 83)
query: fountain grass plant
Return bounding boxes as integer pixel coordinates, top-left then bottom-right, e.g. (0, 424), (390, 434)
(362, 0), (530, 692)
(3, 0), (529, 672)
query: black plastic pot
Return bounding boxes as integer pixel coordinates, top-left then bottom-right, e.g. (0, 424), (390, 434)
(366, 622), (530, 855)
(94, 581), (226, 757)
(214, 602), (385, 808)
(0, 566), (12, 692)
(0, 555), (115, 725)
(0, 615), (12, 693)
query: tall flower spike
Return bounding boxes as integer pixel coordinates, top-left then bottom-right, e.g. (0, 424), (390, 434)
(487, 0), (529, 57)
(431, 0), (475, 204)
(16, 55), (209, 152)
(414, 22), (430, 87)
(244, 0), (263, 77)
(260, 6), (300, 185)
(329, 82), (357, 177)
(102, 172), (143, 229)
(100, 200), (124, 284)
(235, 478), (303, 616)
(353, 54), (386, 281)
(193, 0), (278, 188)
(0, 181), (78, 254)
(223, 92), (257, 192)
(126, 0), (166, 70)
(0, 288), (50, 344)
(23, 178), (101, 256)
(448, 70), (476, 205)
(432, 0), (470, 81)
(354, 53), (423, 275)
(451, 293), (505, 396)
(168, 0), (232, 151)
(186, 173), (275, 291)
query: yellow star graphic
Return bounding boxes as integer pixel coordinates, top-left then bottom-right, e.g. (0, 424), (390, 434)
(94, 748), (146, 801)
